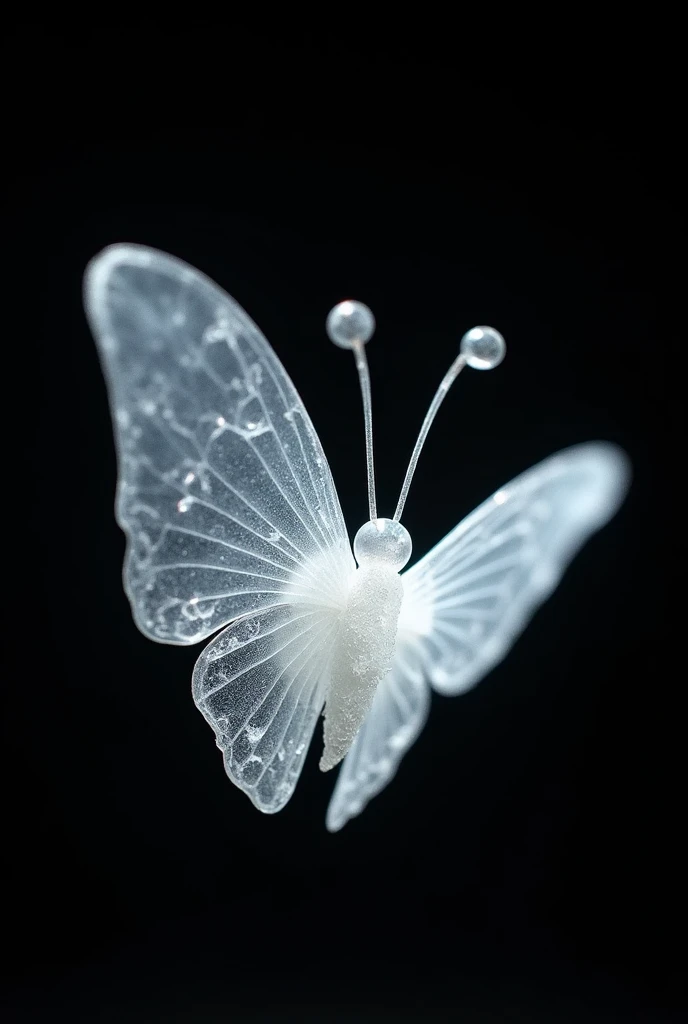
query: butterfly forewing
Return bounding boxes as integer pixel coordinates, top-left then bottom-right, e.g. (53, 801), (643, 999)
(403, 442), (630, 696)
(85, 244), (353, 645)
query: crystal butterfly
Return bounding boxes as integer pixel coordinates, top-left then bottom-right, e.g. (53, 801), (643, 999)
(84, 244), (630, 831)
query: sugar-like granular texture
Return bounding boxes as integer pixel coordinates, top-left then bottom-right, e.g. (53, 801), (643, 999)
(320, 566), (403, 771)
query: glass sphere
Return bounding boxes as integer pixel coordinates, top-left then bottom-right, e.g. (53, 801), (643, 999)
(460, 326), (506, 370)
(326, 300), (375, 349)
(353, 518), (412, 570)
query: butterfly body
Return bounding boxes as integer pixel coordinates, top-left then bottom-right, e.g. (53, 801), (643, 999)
(321, 561), (404, 771)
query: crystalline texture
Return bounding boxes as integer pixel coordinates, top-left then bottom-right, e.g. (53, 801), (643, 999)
(320, 566), (403, 771)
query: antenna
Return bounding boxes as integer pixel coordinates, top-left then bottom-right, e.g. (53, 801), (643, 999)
(327, 300), (378, 521)
(327, 301), (506, 527)
(393, 326), (506, 522)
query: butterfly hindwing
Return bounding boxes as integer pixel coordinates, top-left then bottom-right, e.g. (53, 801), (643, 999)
(193, 604), (340, 812)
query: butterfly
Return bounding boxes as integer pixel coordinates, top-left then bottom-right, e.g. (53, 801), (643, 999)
(84, 244), (630, 831)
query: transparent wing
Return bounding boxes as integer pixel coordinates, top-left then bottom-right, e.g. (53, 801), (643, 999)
(193, 603), (339, 812)
(402, 442), (630, 696)
(325, 610), (430, 832)
(85, 244), (353, 644)
(326, 442), (629, 830)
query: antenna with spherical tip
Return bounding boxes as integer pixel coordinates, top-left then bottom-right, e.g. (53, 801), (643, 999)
(392, 325), (506, 523)
(327, 300), (378, 521)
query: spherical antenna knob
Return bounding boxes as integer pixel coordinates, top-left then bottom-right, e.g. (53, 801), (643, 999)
(326, 300), (375, 349)
(460, 326), (506, 370)
(353, 518), (412, 571)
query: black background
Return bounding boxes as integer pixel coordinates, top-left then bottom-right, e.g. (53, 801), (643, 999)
(3, 30), (683, 1023)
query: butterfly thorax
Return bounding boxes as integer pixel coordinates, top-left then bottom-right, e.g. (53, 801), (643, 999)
(320, 564), (403, 772)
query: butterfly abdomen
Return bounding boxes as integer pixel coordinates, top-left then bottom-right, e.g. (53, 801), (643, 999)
(320, 565), (403, 772)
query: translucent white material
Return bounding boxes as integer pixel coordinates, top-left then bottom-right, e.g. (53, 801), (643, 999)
(320, 562), (403, 772)
(85, 244), (354, 812)
(393, 351), (468, 522)
(407, 443), (629, 694)
(460, 325), (506, 369)
(85, 245), (353, 646)
(193, 604), (340, 811)
(326, 300), (375, 349)
(326, 442), (630, 830)
(85, 243), (630, 830)
(329, 301), (378, 519)
(353, 519), (412, 569)
(326, 625), (430, 832)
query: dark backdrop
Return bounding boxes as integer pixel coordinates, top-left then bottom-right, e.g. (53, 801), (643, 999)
(3, 31), (682, 1023)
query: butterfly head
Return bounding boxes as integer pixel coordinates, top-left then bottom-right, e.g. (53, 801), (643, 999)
(353, 518), (412, 571)
(327, 299), (506, 554)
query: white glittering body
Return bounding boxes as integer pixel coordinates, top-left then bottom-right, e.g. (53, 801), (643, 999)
(320, 565), (404, 771)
